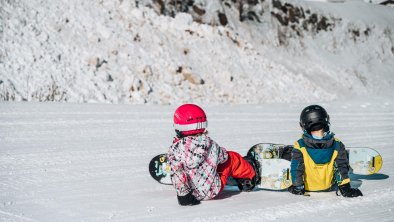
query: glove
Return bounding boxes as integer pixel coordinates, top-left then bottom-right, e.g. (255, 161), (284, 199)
(338, 183), (363, 198)
(288, 185), (305, 195)
(177, 191), (201, 206)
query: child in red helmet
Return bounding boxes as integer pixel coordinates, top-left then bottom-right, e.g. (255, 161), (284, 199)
(167, 104), (260, 206)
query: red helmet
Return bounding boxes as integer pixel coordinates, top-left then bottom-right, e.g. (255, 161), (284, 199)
(173, 104), (208, 136)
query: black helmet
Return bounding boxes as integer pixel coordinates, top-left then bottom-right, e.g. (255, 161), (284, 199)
(300, 105), (330, 133)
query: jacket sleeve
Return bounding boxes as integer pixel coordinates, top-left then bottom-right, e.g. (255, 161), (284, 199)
(206, 137), (228, 165)
(334, 141), (350, 185)
(167, 146), (191, 196)
(217, 145), (228, 165)
(290, 146), (305, 187)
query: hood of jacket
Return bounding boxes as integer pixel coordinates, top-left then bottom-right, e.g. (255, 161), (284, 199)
(173, 134), (212, 169)
(302, 132), (335, 149)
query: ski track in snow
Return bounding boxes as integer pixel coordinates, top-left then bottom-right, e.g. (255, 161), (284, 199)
(0, 100), (393, 221)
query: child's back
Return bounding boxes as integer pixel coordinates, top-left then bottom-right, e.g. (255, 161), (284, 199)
(289, 105), (362, 197)
(167, 104), (260, 206)
(168, 133), (227, 200)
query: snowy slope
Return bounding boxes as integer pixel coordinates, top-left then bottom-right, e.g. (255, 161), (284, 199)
(1, 0), (394, 104)
(0, 100), (393, 221)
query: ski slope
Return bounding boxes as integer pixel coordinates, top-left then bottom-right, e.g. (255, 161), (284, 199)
(1, 100), (393, 221)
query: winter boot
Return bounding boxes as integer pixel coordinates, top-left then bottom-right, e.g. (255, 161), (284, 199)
(236, 155), (261, 192)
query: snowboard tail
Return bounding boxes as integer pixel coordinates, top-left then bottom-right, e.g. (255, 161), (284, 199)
(347, 147), (383, 175)
(149, 154), (172, 185)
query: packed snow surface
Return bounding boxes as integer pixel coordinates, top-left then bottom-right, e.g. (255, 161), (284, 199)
(0, 100), (393, 221)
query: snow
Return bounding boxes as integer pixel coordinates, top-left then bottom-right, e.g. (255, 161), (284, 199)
(1, 0), (394, 221)
(1, 100), (394, 221)
(1, 0), (394, 104)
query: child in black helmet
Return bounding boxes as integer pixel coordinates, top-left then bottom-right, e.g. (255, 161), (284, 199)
(288, 105), (362, 197)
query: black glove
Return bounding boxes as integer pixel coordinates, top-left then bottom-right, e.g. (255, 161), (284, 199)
(338, 183), (363, 198)
(288, 185), (305, 195)
(177, 191), (200, 206)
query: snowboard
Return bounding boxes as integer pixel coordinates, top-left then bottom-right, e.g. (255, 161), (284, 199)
(148, 147), (292, 190)
(247, 143), (383, 175)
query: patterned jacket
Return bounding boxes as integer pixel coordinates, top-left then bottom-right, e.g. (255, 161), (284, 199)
(167, 134), (228, 200)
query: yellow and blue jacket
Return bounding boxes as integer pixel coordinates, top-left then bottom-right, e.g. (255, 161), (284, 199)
(290, 133), (350, 191)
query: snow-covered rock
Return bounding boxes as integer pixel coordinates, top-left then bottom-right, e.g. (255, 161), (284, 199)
(0, 0), (393, 104)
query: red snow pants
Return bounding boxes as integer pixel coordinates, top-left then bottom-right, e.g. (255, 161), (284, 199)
(217, 151), (256, 192)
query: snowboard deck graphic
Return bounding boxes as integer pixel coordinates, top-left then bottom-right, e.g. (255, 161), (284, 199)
(347, 147), (383, 175)
(149, 154), (172, 185)
(247, 143), (289, 159)
(258, 158), (292, 190)
(222, 159), (292, 190)
(246, 143), (292, 190)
